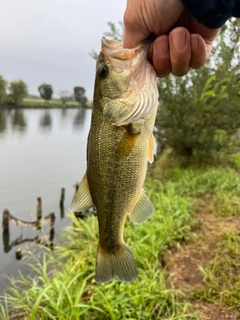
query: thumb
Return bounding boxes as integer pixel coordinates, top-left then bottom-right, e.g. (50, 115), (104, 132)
(123, 20), (150, 49)
(123, 1), (151, 49)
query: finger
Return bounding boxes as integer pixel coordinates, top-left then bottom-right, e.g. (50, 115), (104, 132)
(169, 27), (191, 76)
(206, 43), (213, 60)
(190, 34), (208, 69)
(123, 23), (149, 48)
(151, 35), (171, 77)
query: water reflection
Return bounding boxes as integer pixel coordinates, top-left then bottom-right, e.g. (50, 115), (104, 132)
(2, 209), (56, 258)
(3, 231), (39, 254)
(3, 232), (54, 257)
(2, 231), (10, 253)
(11, 109), (27, 132)
(0, 107), (90, 135)
(61, 108), (67, 119)
(39, 110), (52, 130)
(73, 108), (86, 129)
(0, 109), (7, 133)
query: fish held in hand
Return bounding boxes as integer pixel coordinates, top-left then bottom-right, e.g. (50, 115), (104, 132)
(71, 37), (159, 283)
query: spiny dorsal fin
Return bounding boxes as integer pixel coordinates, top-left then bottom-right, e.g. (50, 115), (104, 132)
(129, 189), (153, 224)
(148, 134), (155, 163)
(71, 173), (94, 212)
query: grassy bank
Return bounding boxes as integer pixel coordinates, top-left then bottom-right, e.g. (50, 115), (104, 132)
(0, 153), (239, 319)
(1, 98), (92, 109)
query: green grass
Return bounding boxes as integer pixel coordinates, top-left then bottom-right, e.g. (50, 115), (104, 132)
(22, 98), (81, 108)
(21, 97), (92, 108)
(0, 213), (196, 320)
(1, 152), (240, 319)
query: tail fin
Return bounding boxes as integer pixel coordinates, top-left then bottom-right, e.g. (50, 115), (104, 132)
(95, 244), (138, 283)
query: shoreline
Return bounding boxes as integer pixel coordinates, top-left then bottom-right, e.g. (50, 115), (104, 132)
(0, 104), (92, 109)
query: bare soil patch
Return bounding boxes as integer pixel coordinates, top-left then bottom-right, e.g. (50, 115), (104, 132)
(164, 208), (240, 320)
(194, 302), (239, 320)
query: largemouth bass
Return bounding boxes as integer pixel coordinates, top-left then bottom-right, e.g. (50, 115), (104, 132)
(72, 37), (158, 283)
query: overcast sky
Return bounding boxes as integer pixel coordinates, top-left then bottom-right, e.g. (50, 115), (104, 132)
(0, 0), (126, 100)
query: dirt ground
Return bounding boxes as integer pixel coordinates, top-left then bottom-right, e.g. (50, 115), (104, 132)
(164, 210), (240, 320)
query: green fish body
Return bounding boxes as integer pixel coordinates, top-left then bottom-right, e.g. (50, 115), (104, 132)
(72, 38), (158, 283)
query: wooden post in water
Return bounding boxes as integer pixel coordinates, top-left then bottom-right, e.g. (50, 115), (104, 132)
(60, 205), (64, 219)
(50, 212), (55, 229)
(36, 197), (42, 220)
(74, 183), (79, 194)
(15, 247), (22, 260)
(2, 228), (10, 253)
(60, 188), (65, 208)
(2, 209), (9, 233)
(49, 212), (55, 248)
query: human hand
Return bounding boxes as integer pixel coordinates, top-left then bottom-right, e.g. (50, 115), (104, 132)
(123, 0), (220, 77)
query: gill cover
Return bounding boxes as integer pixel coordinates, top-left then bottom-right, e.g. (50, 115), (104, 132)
(96, 37), (159, 126)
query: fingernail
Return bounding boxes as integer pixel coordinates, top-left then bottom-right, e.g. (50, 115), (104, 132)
(172, 30), (186, 50)
(191, 35), (199, 52)
(154, 36), (169, 56)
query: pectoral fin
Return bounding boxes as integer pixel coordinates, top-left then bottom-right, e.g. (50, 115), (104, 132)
(148, 134), (155, 163)
(129, 189), (153, 224)
(71, 173), (94, 212)
(118, 131), (139, 159)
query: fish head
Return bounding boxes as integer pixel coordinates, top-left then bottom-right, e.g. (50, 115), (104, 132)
(93, 37), (158, 126)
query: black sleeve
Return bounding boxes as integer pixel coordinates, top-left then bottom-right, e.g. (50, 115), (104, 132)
(181, 0), (240, 29)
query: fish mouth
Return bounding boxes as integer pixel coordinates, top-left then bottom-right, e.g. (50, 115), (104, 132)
(101, 37), (124, 49)
(101, 37), (148, 61)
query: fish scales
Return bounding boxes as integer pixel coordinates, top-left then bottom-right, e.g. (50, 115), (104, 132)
(88, 110), (153, 247)
(72, 37), (158, 283)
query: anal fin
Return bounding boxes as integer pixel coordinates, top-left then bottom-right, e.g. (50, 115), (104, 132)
(129, 189), (153, 224)
(71, 173), (94, 212)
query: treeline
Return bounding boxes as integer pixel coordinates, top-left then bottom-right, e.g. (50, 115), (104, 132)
(155, 19), (240, 164)
(0, 77), (88, 107)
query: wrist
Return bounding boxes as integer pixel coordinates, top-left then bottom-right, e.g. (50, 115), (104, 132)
(181, 0), (232, 28)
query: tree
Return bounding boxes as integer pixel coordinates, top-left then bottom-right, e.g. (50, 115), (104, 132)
(0, 75), (7, 105)
(103, 21), (124, 42)
(155, 19), (240, 163)
(38, 83), (53, 102)
(8, 80), (28, 106)
(74, 86), (87, 106)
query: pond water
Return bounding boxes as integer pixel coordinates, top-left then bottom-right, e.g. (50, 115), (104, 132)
(0, 107), (91, 294)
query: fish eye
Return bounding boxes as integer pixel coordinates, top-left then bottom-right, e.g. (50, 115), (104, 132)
(97, 65), (108, 78)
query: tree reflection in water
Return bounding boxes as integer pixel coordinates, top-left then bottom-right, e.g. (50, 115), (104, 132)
(73, 107), (86, 130)
(0, 109), (7, 134)
(39, 110), (52, 130)
(0, 108), (89, 134)
(11, 109), (27, 132)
